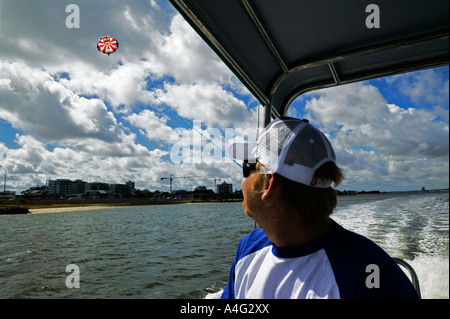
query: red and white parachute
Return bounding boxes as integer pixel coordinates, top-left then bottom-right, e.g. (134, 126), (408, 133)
(97, 36), (119, 55)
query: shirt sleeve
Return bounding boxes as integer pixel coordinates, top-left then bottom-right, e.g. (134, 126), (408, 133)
(221, 257), (237, 299)
(323, 224), (419, 299)
(221, 228), (270, 299)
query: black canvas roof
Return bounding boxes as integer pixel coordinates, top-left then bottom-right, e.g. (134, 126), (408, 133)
(169, 0), (449, 123)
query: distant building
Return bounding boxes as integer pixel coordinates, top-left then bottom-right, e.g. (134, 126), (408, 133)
(86, 182), (112, 198)
(194, 186), (208, 192)
(47, 179), (74, 197)
(46, 179), (135, 199)
(126, 180), (135, 193)
(111, 181), (135, 198)
(87, 182), (110, 191)
(110, 184), (129, 198)
(194, 186), (214, 193)
(193, 186), (214, 195)
(72, 180), (87, 194)
(85, 190), (111, 199)
(217, 181), (232, 194)
(192, 185), (214, 199)
(0, 191), (16, 201)
(21, 186), (48, 199)
(173, 190), (191, 199)
(47, 179), (88, 197)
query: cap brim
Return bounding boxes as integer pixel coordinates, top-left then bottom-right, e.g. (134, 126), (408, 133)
(227, 142), (257, 161)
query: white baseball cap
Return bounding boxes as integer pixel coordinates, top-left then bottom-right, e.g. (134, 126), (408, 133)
(229, 117), (336, 188)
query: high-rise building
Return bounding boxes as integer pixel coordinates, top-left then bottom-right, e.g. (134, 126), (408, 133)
(46, 179), (73, 197)
(216, 181), (232, 194)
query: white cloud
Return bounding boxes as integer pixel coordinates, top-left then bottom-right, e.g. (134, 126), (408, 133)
(0, 0), (252, 193)
(387, 68), (449, 106)
(155, 82), (253, 129)
(147, 14), (234, 85)
(0, 61), (124, 143)
(124, 109), (173, 143)
(0, 0), (448, 193)
(0, 78), (12, 91)
(0, 132), (170, 191)
(56, 62), (150, 113)
(300, 82), (449, 190)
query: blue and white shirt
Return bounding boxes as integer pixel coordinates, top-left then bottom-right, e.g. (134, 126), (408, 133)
(221, 220), (418, 299)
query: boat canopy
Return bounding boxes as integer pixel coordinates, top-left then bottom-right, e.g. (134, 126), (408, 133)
(169, 0), (449, 124)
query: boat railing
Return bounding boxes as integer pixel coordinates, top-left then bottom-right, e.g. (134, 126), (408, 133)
(393, 257), (422, 298)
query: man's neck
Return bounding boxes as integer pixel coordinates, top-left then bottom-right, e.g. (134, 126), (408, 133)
(261, 216), (332, 248)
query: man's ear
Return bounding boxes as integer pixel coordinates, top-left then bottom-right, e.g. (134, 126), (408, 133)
(261, 174), (279, 201)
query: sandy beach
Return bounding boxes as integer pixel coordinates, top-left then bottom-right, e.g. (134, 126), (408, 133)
(29, 205), (124, 214)
(2, 198), (239, 215)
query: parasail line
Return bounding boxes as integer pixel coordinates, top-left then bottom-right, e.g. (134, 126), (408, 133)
(121, 68), (242, 168)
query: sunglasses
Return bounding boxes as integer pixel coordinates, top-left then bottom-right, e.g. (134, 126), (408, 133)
(242, 161), (257, 178)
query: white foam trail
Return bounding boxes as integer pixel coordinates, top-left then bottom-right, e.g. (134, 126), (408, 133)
(205, 289), (223, 299)
(334, 193), (449, 299)
(404, 254), (449, 299)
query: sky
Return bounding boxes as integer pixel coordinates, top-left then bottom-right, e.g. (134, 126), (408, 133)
(0, 0), (448, 194)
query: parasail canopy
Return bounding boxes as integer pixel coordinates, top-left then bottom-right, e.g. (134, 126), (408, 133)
(97, 36), (119, 55)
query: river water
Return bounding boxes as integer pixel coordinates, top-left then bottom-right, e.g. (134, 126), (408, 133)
(0, 191), (448, 299)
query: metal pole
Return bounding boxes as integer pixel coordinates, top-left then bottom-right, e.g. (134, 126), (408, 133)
(0, 166), (6, 193)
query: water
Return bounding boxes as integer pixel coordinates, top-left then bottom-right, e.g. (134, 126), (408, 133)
(0, 192), (448, 299)
(332, 192), (449, 299)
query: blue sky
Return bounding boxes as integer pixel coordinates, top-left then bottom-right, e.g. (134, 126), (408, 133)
(0, 0), (448, 193)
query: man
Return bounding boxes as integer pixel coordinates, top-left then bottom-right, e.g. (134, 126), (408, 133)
(222, 117), (418, 299)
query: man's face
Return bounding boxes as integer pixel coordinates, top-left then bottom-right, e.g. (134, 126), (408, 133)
(241, 171), (262, 220)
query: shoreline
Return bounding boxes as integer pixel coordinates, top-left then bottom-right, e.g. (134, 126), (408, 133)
(4, 190), (446, 215)
(1, 198), (244, 215)
(29, 205), (127, 214)
(0, 189), (448, 215)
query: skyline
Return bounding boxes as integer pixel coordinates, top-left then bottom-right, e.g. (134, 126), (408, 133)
(0, 0), (449, 194)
